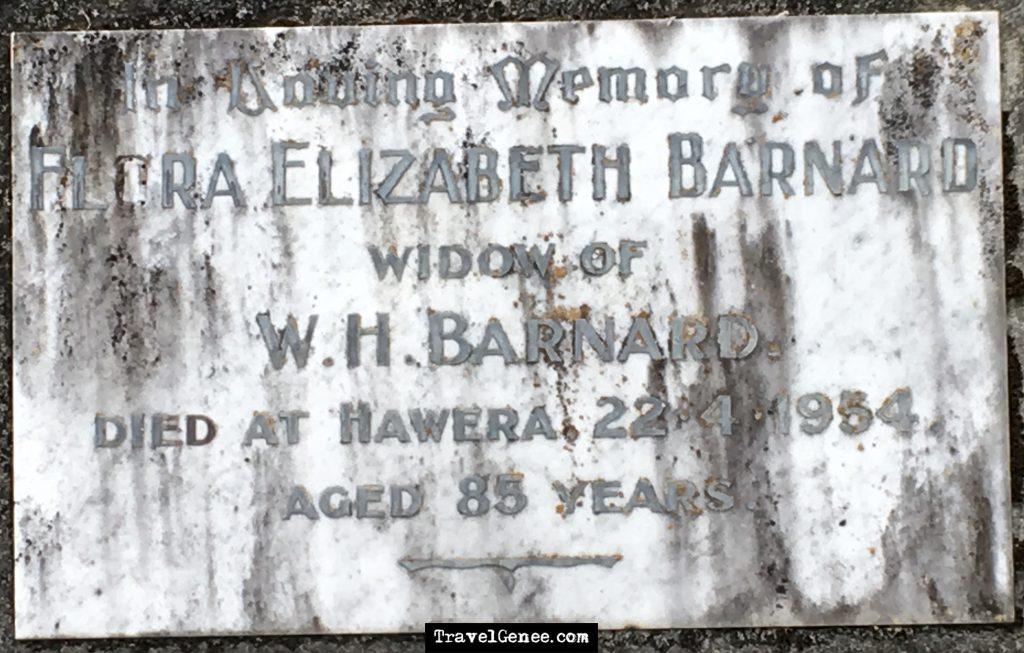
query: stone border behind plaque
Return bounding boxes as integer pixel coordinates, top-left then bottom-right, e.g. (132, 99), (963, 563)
(10, 12), (1011, 638)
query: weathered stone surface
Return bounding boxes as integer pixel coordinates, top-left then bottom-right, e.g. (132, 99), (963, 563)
(3, 1), (1024, 652)
(10, 12), (1011, 639)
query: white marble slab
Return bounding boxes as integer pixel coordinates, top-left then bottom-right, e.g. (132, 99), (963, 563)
(11, 12), (1011, 637)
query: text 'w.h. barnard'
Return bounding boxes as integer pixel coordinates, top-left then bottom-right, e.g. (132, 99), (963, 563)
(11, 13), (1011, 637)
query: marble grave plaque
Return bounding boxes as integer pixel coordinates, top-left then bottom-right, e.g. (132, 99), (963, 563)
(11, 12), (1012, 637)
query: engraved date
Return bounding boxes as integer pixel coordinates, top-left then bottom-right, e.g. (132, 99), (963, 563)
(592, 387), (920, 438)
